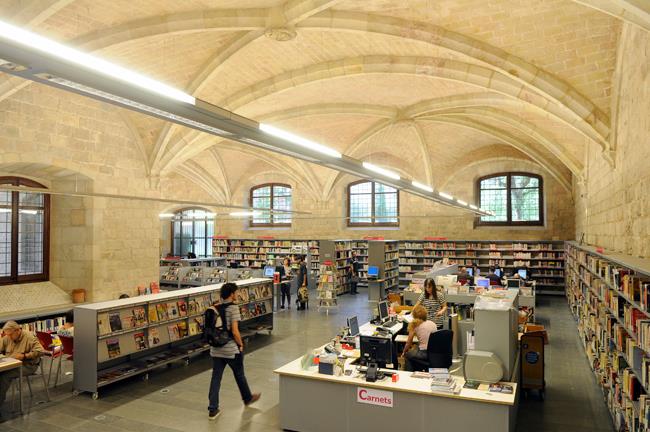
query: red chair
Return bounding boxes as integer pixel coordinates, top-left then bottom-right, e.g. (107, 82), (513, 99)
(58, 335), (74, 361)
(36, 331), (63, 387)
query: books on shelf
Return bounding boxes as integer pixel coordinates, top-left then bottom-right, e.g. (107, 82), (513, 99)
(97, 313), (111, 335)
(133, 306), (147, 327)
(148, 328), (161, 347)
(133, 332), (147, 351)
(168, 324), (180, 341)
(108, 312), (123, 332)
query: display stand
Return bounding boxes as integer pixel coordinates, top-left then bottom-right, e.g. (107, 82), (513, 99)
(73, 278), (273, 399)
(160, 266), (229, 290)
(317, 262), (339, 314)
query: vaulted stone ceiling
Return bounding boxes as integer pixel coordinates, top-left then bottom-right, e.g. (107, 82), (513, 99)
(2, 0), (642, 205)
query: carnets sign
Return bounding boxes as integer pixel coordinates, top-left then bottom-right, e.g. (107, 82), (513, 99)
(356, 387), (393, 408)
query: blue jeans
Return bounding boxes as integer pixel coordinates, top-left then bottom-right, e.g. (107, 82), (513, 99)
(208, 354), (252, 410)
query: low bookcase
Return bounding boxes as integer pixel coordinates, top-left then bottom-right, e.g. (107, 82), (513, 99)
(73, 278), (273, 399)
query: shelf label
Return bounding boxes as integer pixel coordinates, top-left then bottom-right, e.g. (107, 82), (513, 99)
(356, 387), (393, 408)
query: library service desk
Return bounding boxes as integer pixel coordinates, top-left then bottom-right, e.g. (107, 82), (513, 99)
(275, 345), (517, 432)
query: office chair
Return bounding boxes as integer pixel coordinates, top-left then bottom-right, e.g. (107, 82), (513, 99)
(410, 330), (453, 371)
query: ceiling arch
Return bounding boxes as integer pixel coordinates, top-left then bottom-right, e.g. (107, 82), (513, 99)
(62, 7), (609, 148)
(572, 0), (650, 31)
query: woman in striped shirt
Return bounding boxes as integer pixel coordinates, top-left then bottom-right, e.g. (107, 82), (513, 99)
(415, 278), (447, 329)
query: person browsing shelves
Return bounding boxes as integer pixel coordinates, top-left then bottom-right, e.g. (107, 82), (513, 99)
(415, 278), (448, 329)
(401, 305), (437, 371)
(0, 321), (44, 408)
(207, 283), (260, 420)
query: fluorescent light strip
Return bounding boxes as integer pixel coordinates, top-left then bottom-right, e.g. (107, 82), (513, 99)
(230, 211), (260, 217)
(439, 192), (453, 200)
(362, 162), (400, 180)
(37, 75), (231, 136)
(456, 199), (468, 206)
(411, 181), (433, 193)
(259, 124), (342, 159)
(159, 213), (175, 218)
(0, 20), (195, 104)
(469, 204), (478, 210)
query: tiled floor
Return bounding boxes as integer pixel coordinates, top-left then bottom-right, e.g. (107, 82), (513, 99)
(1, 291), (613, 431)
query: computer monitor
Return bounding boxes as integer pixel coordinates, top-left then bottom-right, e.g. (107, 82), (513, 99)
(263, 265), (275, 278)
(367, 265), (379, 278)
(494, 268), (502, 278)
(476, 278), (490, 288)
(348, 316), (360, 337)
(466, 267), (474, 277)
(378, 300), (389, 322)
(507, 279), (522, 288)
(517, 269), (527, 279)
(360, 335), (394, 368)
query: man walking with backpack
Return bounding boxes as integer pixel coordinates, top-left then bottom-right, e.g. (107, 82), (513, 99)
(205, 283), (261, 420)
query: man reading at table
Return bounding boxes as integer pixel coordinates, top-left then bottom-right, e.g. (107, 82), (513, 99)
(0, 321), (44, 406)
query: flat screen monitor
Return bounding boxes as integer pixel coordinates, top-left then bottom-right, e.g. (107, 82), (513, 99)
(360, 335), (394, 368)
(378, 300), (389, 322)
(367, 265), (379, 278)
(507, 279), (521, 288)
(263, 266), (275, 278)
(476, 278), (490, 288)
(466, 267), (473, 277)
(348, 316), (360, 337)
(517, 269), (527, 279)
(494, 268), (502, 278)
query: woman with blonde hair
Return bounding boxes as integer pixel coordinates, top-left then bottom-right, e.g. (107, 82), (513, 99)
(401, 305), (437, 371)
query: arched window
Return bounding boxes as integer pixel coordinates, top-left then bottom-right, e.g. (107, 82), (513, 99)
(0, 177), (50, 285)
(171, 208), (215, 257)
(347, 180), (399, 226)
(477, 173), (543, 226)
(249, 184), (292, 226)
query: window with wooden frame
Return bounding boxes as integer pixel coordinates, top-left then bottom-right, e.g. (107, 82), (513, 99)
(249, 184), (292, 227)
(0, 177), (50, 285)
(476, 173), (543, 226)
(171, 208), (215, 257)
(347, 180), (399, 227)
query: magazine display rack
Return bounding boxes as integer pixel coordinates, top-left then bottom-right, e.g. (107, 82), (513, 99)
(73, 278), (273, 399)
(317, 263), (339, 314)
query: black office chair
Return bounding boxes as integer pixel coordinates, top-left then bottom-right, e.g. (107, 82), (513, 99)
(410, 330), (453, 371)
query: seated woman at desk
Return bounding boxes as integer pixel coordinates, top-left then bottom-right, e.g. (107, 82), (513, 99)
(401, 305), (437, 371)
(415, 278), (447, 329)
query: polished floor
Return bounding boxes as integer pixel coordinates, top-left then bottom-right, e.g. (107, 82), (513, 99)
(1, 291), (613, 431)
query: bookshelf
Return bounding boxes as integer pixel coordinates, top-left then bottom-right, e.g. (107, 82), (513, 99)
(368, 240), (400, 292)
(159, 257), (227, 267)
(0, 305), (72, 334)
(317, 263), (339, 314)
(398, 240), (565, 294)
(351, 240), (369, 287)
(159, 266), (228, 290)
(319, 240), (352, 295)
(566, 242), (650, 431)
(73, 278), (273, 399)
(212, 238), (319, 281)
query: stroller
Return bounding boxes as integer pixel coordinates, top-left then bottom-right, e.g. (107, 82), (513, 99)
(296, 285), (309, 310)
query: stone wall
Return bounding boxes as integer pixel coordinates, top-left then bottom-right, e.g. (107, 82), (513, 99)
(575, 24), (650, 258)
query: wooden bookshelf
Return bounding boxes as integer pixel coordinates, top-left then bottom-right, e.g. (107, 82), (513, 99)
(368, 240), (400, 292)
(398, 240), (565, 294)
(319, 240), (352, 295)
(351, 240), (369, 287)
(73, 278), (273, 399)
(566, 242), (650, 431)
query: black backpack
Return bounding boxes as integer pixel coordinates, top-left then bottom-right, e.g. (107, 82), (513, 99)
(203, 303), (233, 347)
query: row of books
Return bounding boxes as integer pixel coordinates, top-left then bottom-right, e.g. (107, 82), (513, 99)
(234, 284), (272, 304)
(18, 316), (68, 334)
(239, 302), (270, 320)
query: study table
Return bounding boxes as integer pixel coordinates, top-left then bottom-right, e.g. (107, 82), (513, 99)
(0, 357), (23, 414)
(275, 322), (518, 432)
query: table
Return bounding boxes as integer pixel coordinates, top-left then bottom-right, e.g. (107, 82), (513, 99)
(0, 357), (23, 414)
(275, 356), (517, 432)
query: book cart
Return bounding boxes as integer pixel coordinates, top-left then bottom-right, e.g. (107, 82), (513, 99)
(73, 278), (273, 399)
(317, 262), (339, 314)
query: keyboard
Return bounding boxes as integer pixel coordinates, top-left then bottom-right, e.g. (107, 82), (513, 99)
(383, 319), (400, 328)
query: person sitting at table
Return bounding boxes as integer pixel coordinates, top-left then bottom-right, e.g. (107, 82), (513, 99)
(400, 305), (437, 371)
(486, 266), (503, 286)
(457, 266), (470, 284)
(415, 278), (447, 329)
(0, 321), (44, 407)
